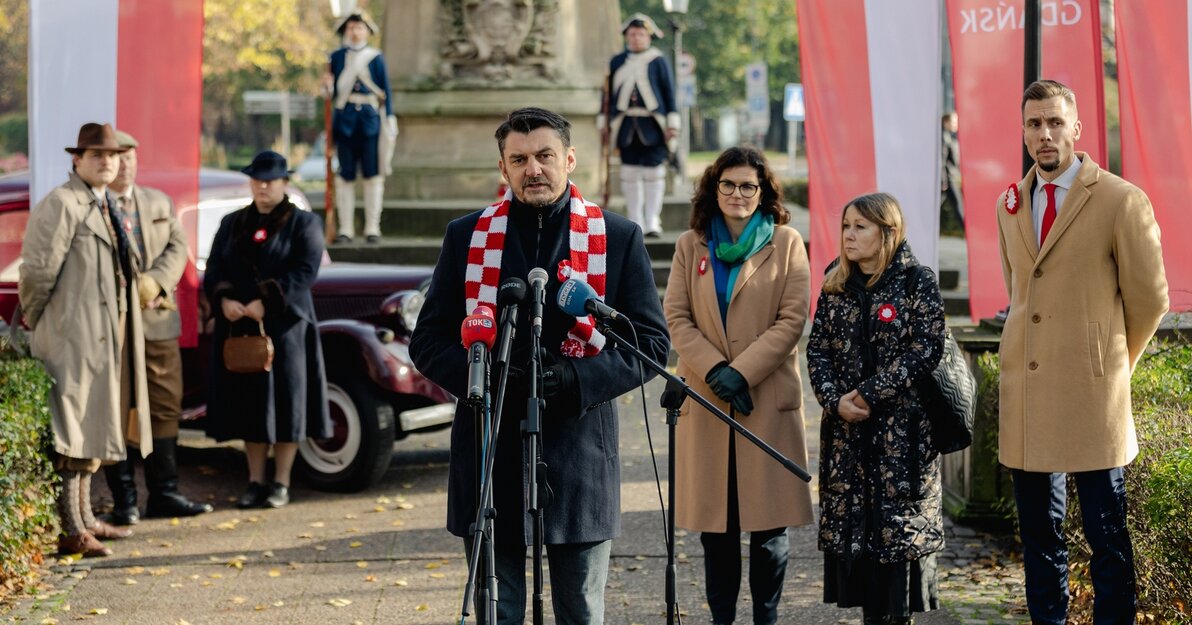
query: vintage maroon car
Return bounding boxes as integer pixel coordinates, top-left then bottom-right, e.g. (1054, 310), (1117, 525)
(0, 169), (455, 492)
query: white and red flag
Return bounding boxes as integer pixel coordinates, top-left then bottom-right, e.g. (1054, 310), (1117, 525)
(796, 0), (943, 304)
(945, 0), (1106, 320)
(29, 0), (204, 345)
(1116, 2), (1192, 313)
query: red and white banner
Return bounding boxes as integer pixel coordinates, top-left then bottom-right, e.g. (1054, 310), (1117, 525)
(29, 0), (204, 345)
(1116, 2), (1192, 313)
(945, 0), (1105, 321)
(796, 0), (943, 304)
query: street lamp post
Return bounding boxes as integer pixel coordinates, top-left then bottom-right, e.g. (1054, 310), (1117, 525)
(663, 0), (689, 193)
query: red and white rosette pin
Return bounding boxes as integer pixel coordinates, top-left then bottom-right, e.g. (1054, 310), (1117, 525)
(557, 259), (572, 282)
(252, 228), (268, 244)
(1003, 184), (1020, 215)
(698, 256), (708, 275)
(877, 303), (897, 323)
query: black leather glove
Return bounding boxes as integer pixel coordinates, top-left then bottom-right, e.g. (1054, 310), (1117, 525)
(541, 357), (576, 398)
(706, 363), (753, 416)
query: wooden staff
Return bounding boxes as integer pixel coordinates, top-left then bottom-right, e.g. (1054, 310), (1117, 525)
(600, 69), (612, 209)
(323, 78), (337, 244)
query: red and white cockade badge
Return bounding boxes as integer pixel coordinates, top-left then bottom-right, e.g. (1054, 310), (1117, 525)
(1003, 183), (1020, 214)
(877, 303), (897, 323)
(698, 256), (708, 275)
(253, 228), (268, 244)
(557, 259), (572, 282)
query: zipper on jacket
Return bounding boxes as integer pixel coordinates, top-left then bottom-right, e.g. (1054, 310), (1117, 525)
(536, 210), (544, 267)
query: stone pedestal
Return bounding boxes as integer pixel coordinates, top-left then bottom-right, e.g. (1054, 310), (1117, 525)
(383, 0), (621, 201)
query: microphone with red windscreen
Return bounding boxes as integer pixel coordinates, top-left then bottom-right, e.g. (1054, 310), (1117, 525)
(461, 305), (497, 403)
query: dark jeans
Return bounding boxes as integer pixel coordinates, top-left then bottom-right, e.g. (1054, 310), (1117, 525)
(463, 538), (611, 625)
(700, 436), (790, 625)
(1011, 467), (1136, 625)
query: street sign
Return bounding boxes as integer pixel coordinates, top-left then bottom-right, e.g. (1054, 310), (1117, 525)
(679, 74), (697, 108)
(745, 62), (769, 134)
(783, 83), (805, 121)
(243, 91), (317, 119)
(678, 52), (696, 77)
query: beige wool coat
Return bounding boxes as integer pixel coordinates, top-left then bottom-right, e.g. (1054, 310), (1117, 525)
(19, 173), (152, 462)
(664, 224), (815, 532)
(127, 184), (188, 342)
(996, 153), (1168, 472)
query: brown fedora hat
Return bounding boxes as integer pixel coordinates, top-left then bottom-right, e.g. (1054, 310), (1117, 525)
(65, 123), (130, 155)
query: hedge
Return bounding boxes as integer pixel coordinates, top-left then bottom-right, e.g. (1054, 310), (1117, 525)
(0, 345), (56, 603)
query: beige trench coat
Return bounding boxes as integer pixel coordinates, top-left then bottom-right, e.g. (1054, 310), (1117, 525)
(19, 173), (152, 462)
(996, 154), (1168, 472)
(664, 225), (815, 532)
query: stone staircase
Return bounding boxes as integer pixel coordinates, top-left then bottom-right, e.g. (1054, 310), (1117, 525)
(313, 196), (971, 318)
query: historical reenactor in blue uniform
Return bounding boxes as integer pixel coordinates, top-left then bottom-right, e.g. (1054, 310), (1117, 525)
(607, 13), (679, 238)
(325, 10), (395, 244)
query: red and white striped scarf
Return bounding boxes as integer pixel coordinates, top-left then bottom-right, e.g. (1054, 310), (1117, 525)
(465, 183), (607, 357)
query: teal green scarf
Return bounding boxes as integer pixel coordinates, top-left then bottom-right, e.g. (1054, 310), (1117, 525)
(708, 211), (774, 323)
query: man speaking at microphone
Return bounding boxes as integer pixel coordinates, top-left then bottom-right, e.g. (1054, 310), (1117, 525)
(411, 107), (669, 624)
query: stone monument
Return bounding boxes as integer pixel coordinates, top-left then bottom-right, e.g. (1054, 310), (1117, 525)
(383, 0), (622, 200)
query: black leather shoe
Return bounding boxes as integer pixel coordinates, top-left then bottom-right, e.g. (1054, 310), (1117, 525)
(265, 483), (290, 508)
(102, 460), (140, 525)
(365, 234), (380, 244)
(236, 482), (269, 509)
(147, 492), (214, 517)
(333, 234), (352, 244)
(101, 505), (140, 526)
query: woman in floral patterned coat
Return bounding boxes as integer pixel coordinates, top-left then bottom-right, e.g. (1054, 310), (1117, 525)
(806, 192), (946, 625)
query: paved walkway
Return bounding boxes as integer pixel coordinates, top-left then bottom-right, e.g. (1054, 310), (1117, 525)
(2, 357), (1029, 625)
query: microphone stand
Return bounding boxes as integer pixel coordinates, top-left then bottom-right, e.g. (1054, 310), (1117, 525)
(596, 320), (812, 625)
(459, 309), (518, 625)
(526, 310), (545, 625)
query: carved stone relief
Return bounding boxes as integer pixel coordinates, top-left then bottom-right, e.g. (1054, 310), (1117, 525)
(438, 0), (559, 85)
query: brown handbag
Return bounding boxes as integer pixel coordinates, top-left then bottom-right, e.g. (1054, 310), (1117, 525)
(222, 320), (274, 373)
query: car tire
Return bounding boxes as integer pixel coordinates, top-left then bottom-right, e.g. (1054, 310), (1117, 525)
(297, 375), (396, 492)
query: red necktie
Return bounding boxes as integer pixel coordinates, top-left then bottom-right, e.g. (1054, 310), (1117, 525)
(1040, 183), (1058, 244)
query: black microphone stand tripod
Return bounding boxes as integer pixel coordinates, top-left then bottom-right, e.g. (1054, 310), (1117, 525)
(525, 284), (546, 625)
(596, 319), (812, 625)
(459, 305), (519, 625)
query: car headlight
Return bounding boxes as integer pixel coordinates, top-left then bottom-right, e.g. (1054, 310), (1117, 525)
(380, 290), (425, 333)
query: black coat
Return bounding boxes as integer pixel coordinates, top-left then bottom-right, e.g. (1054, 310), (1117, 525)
(203, 200), (331, 443)
(410, 189), (670, 545)
(806, 242), (946, 563)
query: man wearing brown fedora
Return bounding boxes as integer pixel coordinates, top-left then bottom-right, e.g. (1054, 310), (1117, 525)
(99, 129), (214, 526)
(19, 122), (154, 558)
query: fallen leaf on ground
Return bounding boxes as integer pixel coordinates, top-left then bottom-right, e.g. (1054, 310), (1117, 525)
(121, 578), (137, 585)
(393, 579), (408, 587)
(88, 608), (108, 615)
(415, 604), (429, 611)
(356, 561), (369, 569)
(328, 598), (353, 608)
(269, 569), (282, 578)
(349, 541), (363, 548)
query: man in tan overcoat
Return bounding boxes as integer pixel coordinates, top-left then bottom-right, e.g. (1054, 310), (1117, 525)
(996, 80), (1168, 625)
(19, 123), (153, 558)
(100, 130), (213, 525)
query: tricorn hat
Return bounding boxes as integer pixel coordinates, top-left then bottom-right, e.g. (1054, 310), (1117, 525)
(335, 10), (379, 35)
(620, 13), (664, 39)
(240, 150), (291, 181)
(64, 123), (130, 155)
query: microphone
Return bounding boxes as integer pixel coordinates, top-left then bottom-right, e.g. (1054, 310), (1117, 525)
(528, 267), (549, 336)
(461, 306), (498, 403)
(497, 277), (527, 327)
(557, 278), (626, 322)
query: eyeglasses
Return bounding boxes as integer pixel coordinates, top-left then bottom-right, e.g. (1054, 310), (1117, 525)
(717, 180), (760, 199)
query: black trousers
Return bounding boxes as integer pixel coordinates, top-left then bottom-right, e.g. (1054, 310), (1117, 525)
(700, 435), (789, 625)
(1011, 467), (1136, 625)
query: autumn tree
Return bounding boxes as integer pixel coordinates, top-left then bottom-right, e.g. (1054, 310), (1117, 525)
(202, 0), (341, 155)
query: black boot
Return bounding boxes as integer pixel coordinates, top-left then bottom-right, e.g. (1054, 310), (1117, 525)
(144, 438), (214, 518)
(102, 460), (140, 525)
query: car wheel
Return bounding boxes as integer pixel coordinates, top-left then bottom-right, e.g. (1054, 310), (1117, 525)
(297, 376), (396, 492)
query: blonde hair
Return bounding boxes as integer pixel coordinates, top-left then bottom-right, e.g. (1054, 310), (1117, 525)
(822, 192), (906, 293)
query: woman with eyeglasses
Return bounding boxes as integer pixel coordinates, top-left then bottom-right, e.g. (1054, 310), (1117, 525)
(663, 146), (814, 625)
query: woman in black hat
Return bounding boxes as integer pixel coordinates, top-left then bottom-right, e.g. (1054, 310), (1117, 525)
(203, 151), (331, 508)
